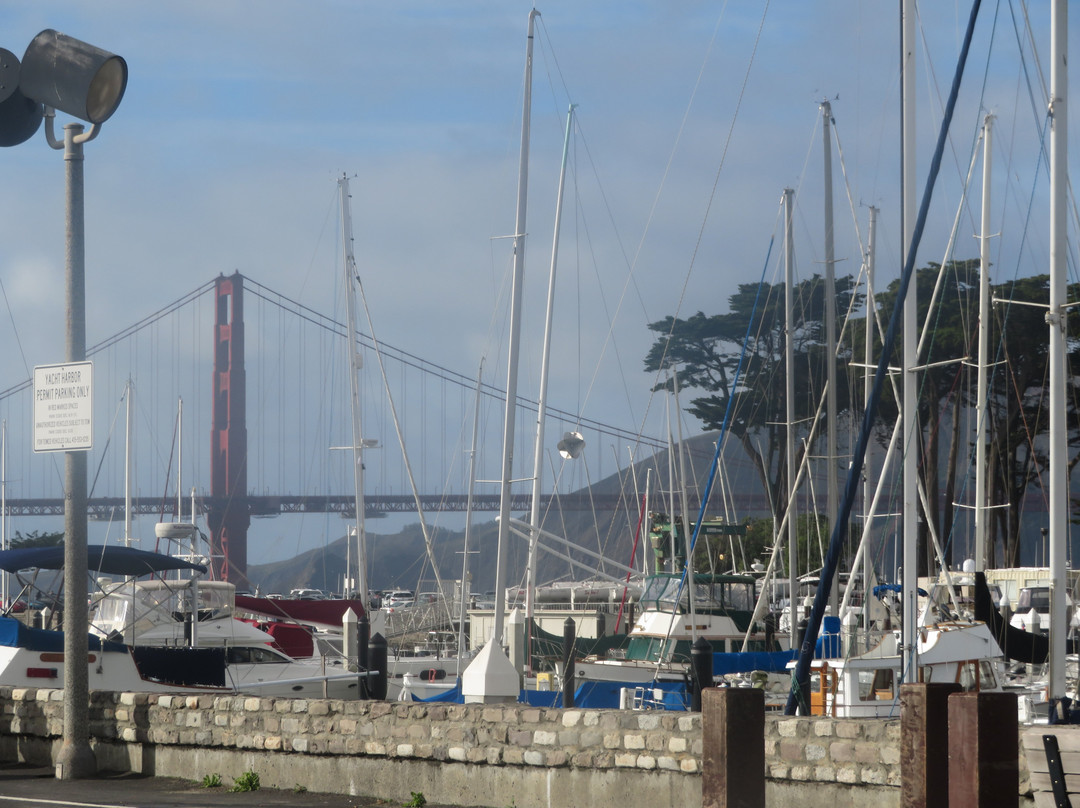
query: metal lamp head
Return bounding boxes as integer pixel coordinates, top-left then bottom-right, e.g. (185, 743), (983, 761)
(0, 48), (42, 147)
(557, 431), (585, 460)
(20, 30), (127, 124)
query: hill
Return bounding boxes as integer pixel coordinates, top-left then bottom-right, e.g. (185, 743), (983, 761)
(245, 431), (766, 595)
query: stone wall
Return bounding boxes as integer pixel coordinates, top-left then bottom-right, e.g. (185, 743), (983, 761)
(0, 687), (702, 808)
(0, 687), (1037, 808)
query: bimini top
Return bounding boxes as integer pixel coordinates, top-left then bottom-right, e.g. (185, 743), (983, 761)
(0, 545), (207, 576)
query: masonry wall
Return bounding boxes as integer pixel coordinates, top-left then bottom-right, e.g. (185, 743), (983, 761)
(0, 688), (1036, 808)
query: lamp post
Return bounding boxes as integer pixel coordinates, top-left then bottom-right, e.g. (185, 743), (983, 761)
(0, 29), (126, 781)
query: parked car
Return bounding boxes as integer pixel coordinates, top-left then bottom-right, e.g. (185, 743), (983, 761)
(382, 590), (415, 611)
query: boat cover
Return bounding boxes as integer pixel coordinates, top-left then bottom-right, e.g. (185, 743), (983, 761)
(973, 570), (1077, 664)
(414, 679), (689, 710)
(0, 615), (125, 653)
(235, 595), (367, 628)
(0, 545), (207, 576)
(712, 649), (796, 674)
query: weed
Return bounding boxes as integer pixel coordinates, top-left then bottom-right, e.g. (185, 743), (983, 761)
(200, 773), (222, 788)
(230, 770), (261, 792)
(294, 783), (308, 794)
(403, 792), (427, 807)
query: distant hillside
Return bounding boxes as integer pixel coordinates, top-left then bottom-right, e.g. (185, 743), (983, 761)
(246, 431), (769, 594)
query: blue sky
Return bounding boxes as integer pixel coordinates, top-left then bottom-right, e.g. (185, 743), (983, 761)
(0, 2), (1075, 567)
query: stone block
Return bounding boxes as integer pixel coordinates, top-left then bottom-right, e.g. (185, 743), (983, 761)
(624, 733), (645, 750)
(777, 719), (801, 738)
(657, 755), (679, 771)
(524, 750), (545, 766)
(502, 748), (524, 765)
(836, 764), (859, 783)
(829, 740), (854, 762)
(637, 714), (661, 731)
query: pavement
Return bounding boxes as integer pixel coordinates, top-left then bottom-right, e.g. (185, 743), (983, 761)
(0, 764), (460, 808)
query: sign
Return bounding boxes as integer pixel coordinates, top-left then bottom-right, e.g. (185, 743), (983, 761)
(33, 361), (93, 452)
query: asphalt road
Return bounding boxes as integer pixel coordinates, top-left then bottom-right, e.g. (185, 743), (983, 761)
(0, 764), (462, 808)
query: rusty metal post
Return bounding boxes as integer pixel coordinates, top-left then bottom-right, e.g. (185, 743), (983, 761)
(701, 687), (764, 808)
(900, 682), (961, 808)
(947, 691), (1018, 808)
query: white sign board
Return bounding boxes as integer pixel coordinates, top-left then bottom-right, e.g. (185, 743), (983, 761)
(33, 361), (93, 452)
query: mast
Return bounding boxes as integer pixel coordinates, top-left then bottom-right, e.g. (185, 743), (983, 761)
(974, 115), (992, 572)
(1048, 0), (1068, 709)
(492, 8), (539, 652)
(339, 174), (368, 604)
(124, 380), (133, 546)
(672, 370), (697, 634)
(458, 360), (484, 674)
(821, 100), (839, 617)
(863, 205), (877, 650)
(1, 421), (5, 609)
(525, 104), (575, 654)
(784, 187), (798, 651)
(901, 0), (919, 679)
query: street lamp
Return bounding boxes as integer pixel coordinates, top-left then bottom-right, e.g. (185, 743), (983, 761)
(0, 29), (127, 782)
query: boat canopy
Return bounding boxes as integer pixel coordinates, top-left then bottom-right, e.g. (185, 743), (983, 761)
(0, 545), (207, 576)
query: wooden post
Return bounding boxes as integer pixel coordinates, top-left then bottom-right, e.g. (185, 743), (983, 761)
(947, 691), (1018, 808)
(900, 682), (961, 808)
(701, 687), (764, 808)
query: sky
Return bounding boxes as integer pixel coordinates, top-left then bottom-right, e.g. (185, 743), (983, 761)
(0, 2), (1075, 572)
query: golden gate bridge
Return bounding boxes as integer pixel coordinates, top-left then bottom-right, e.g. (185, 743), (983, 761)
(0, 272), (762, 585)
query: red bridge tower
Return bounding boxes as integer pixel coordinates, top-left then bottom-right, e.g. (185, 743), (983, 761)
(208, 272), (249, 582)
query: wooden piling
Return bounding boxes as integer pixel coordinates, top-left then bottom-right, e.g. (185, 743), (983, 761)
(701, 687), (764, 808)
(947, 690), (1018, 808)
(900, 682), (961, 808)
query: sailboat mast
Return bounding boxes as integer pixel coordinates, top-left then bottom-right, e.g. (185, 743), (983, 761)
(1048, 0), (1068, 707)
(784, 187), (797, 650)
(821, 100), (839, 617)
(862, 205), (877, 651)
(492, 8), (538, 651)
(458, 360), (484, 673)
(124, 380), (133, 546)
(339, 174), (368, 604)
(974, 115), (992, 572)
(525, 103), (575, 638)
(900, 0), (919, 679)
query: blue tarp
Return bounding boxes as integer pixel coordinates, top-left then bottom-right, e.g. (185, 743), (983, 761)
(712, 649), (796, 674)
(0, 545), (207, 576)
(413, 680), (689, 710)
(573, 680), (690, 710)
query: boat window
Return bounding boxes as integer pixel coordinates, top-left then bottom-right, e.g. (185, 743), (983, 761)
(250, 647), (285, 664)
(957, 661), (978, 691)
(978, 660), (996, 689)
(857, 670), (875, 700)
(860, 668), (894, 701)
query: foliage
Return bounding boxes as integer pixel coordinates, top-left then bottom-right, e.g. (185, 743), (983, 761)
(403, 792), (427, 808)
(229, 771), (260, 792)
(293, 784), (307, 793)
(200, 773), (222, 788)
(644, 275), (862, 525)
(9, 530), (63, 550)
